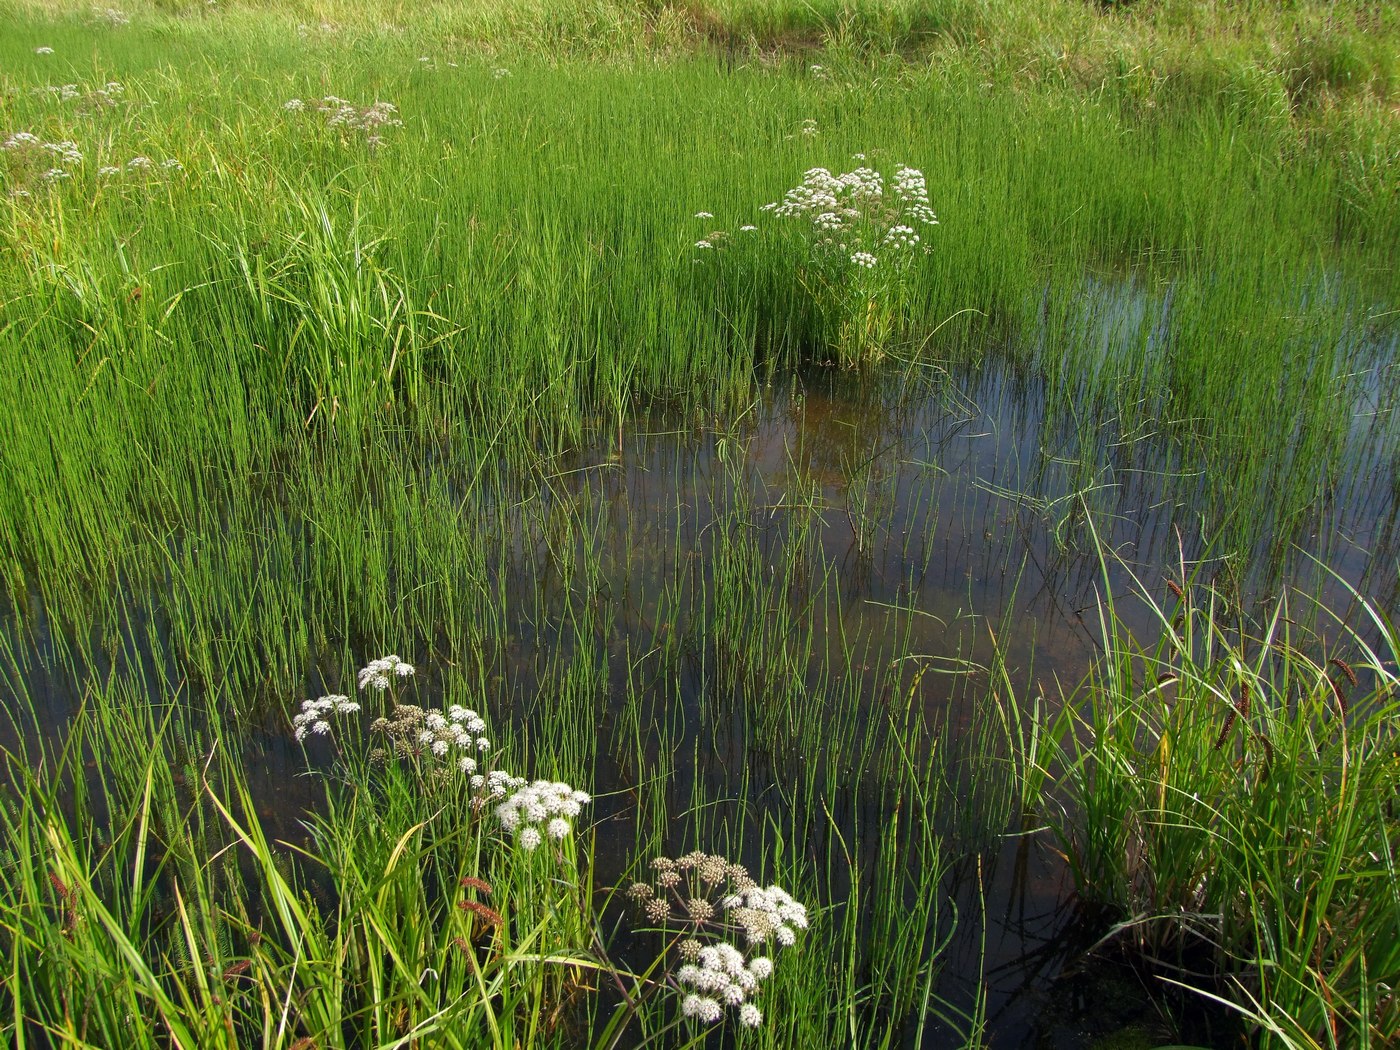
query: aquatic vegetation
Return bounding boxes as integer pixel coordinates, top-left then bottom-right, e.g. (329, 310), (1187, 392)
(280, 651), (804, 1039)
(625, 852), (808, 1029)
(1024, 542), (1400, 1046)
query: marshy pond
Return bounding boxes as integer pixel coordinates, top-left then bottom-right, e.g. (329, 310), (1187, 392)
(5, 277), (1397, 1047)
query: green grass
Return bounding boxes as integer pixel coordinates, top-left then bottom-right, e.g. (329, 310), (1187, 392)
(1024, 540), (1400, 1047)
(0, 1), (1396, 1046)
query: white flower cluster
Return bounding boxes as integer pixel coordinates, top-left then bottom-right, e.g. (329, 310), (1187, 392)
(471, 767), (525, 799)
(416, 705), (491, 770)
(284, 96), (403, 148)
(35, 46), (54, 55)
(293, 694), (361, 742)
(357, 654), (415, 691)
(37, 81), (124, 105)
(627, 853), (808, 1030)
(891, 165), (938, 225)
(4, 133), (83, 188)
(720, 883), (809, 946)
(754, 162), (937, 272)
(762, 167), (840, 218)
(496, 780), (591, 851)
(91, 6), (131, 27)
(3, 134), (81, 165)
(48, 140), (84, 165)
(676, 944), (772, 1027)
(883, 223), (919, 248)
(118, 155), (181, 175)
(3, 125), (184, 193)
(35, 84), (80, 101)
(762, 166), (884, 216)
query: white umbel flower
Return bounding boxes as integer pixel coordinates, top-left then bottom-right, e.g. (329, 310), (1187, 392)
(357, 654), (414, 690)
(496, 779), (589, 848)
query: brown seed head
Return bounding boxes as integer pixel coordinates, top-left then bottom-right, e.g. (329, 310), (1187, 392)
(459, 900), (504, 927)
(1329, 657), (1358, 688)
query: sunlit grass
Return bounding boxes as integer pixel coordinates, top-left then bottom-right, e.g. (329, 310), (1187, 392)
(1023, 538), (1400, 1047)
(0, 1), (1396, 1046)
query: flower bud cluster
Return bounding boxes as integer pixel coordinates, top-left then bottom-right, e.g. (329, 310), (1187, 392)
(368, 703), (428, 759)
(368, 701), (500, 779)
(627, 852), (808, 1029)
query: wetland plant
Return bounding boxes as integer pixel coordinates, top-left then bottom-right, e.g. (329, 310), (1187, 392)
(697, 160), (940, 366)
(762, 161), (938, 365)
(624, 851), (809, 1030)
(289, 654), (806, 1039)
(1028, 546), (1400, 1047)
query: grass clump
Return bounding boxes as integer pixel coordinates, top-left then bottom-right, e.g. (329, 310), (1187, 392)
(1030, 545), (1400, 1047)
